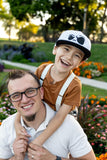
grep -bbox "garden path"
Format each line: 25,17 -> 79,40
2,60 -> 107,90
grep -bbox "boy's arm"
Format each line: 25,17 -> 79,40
14,112 -> 27,136
32,103 -> 73,145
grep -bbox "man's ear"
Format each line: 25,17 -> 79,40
40,87 -> 44,100
52,46 -> 57,55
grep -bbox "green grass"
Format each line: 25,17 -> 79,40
89,43 -> 107,65
82,85 -> 107,98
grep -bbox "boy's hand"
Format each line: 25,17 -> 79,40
16,126 -> 28,137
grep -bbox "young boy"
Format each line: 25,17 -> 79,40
15,30 -> 91,146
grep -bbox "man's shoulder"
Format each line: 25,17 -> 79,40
61,114 -> 84,133
1,113 -> 17,127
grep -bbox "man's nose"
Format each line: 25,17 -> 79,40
21,93 -> 29,102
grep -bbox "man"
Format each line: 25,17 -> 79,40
0,70 -> 96,160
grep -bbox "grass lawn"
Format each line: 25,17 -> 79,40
82,85 -> 107,98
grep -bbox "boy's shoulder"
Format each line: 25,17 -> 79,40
69,70 -> 81,83
35,62 -> 53,77
38,62 -> 53,70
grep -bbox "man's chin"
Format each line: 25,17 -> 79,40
24,114 -> 36,122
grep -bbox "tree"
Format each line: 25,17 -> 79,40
17,23 -> 39,41
99,0 -> 107,42
7,0 -> 107,41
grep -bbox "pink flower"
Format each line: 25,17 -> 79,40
91,143 -> 95,146
97,123 -> 100,126
101,136 -> 106,140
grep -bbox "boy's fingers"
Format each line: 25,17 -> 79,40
29,143 -> 43,152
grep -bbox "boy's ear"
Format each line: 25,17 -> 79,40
52,46 -> 57,55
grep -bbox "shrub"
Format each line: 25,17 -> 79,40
0,94 -> 17,122
0,60 -> 4,72
78,95 -> 107,155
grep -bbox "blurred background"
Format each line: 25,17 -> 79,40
0,0 -> 107,43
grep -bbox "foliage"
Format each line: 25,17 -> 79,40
0,43 -> 35,62
7,0 -> 107,38
96,152 -> 107,160
7,0 -> 32,21
0,60 -> 4,72
17,23 -> 39,41
73,61 -> 104,79
88,95 -> 107,106
0,94 -> 17,122
78,95 -> 107,154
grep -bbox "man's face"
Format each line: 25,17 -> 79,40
8,74 -> 43,121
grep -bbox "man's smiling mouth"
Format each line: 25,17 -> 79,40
22,104 -> 33,109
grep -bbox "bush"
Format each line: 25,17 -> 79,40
0,60 -> 4,72
0,43 -> 34,62
78,95 -> 107,155
0,94 -> 17,122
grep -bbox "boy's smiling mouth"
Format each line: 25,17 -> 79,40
60,58 -> 71,67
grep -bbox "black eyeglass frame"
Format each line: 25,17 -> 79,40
9,86 -> 41,102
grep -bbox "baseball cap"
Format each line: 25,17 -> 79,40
56,30 -> 91,61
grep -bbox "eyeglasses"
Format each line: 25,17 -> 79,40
9,87 -> 41,102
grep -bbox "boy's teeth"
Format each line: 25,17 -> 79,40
61,59 -> 69,65
24,105 -> 32,109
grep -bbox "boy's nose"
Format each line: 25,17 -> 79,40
66,52 -> 73,60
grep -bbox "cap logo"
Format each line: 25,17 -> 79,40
68,34 -> 85,45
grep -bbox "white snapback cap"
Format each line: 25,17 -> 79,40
56,30 -> 91,60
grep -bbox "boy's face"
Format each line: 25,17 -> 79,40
53,44 -> 84,72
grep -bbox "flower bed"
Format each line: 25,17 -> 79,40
0,94 -> 17,122
78,95 -> 107,155
73,61 -> 105,79
96,153 -> 107,160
